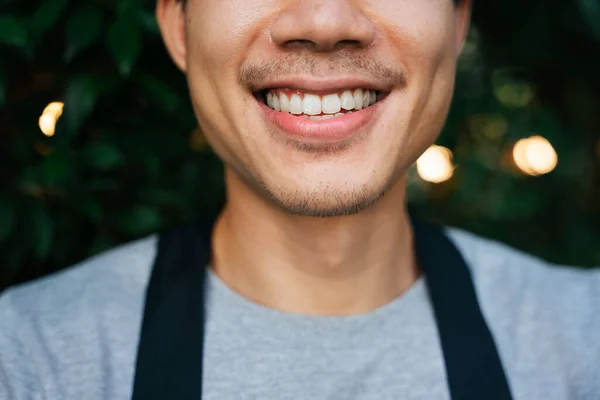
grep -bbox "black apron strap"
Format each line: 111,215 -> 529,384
132,221 -> 213,400
412,218 -> 513,400
132,217 -> 513,400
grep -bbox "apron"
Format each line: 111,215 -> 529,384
131,216 -> 513,400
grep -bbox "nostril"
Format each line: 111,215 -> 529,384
334,40 -> 362,50
270,3 -> 376,52
283,39 -> 317,50
284,39 -> 362,52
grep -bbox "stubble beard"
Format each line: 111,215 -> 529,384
226,157 -> 402,218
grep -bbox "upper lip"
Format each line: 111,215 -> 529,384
251,76 -> 393,94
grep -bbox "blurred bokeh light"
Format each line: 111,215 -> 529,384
38,102 -> 64,137
513,136 -> 558,176
417,145 -> 455,184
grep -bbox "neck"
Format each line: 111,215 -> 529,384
211,169 -> 419,316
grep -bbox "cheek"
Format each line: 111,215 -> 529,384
375,3 -> 457,166
186,0 -> 273,70
372,0 -> 454,32
373,0 -> 457,70
185,0 -> 277,145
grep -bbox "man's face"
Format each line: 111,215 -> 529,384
158,0 -> 471,217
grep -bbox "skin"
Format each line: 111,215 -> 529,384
156,0 -> 471,316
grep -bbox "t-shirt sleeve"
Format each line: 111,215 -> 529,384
447,228 -> 600,399
570,268 -> 600,400
531,265 -> 600,400
0,291 -> 44,400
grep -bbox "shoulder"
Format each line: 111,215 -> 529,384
0,234 -> 157,318
0,235 -> 157,399
446,228 -> 600,399
446,227 -> 600,315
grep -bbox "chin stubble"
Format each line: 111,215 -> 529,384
230,161 -> 396,218
267,182 -> 395,218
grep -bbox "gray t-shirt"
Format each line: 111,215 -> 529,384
0,228 -> 599,399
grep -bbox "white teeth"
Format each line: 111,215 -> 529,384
334,112 -> 345,117
272,94 -> 281,111
321,93 -> 341,114
321,115 -> 335,120
303,94 -> 322,115
341,90 -> 355,110
309,115 -> 323,121
279,94 -> 289,112
289,94 -> 303,114
363,90 -> 370,108
265,88 -> 380,116
353,89 -> 364,110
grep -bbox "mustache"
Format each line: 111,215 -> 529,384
239,52 -> 406,91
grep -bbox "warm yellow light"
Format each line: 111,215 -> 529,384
513,138 -> 536,175
512,136 -> 558,176
525,136 -> 558,175
416,145 -> 454,183
39,113 -> 57,137
42,102 -> 64,118
39,102 -> 64,137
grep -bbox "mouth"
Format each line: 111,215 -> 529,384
253,85 -> 391,145
249,75 -> 395,146
254,88 -> 389,120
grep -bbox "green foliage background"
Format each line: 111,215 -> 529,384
1,0 -> 599,291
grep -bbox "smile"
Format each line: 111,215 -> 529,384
254,82 -> 390,149
257,88 -> 384,120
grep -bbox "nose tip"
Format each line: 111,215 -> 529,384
271,1 -> 375,52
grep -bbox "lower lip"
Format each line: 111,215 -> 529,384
257,98 -> 384,143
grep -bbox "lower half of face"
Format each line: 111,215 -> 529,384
185,1 -> 461,217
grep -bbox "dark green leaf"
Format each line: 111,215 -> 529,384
41,148 -> 75,185
63,74 -> 112,135
118,206 -> 163,235
0,197 -> 16,241
82,142 -> 124,171
82,199 -> 103,223
106,17 -> 142,76
579,0 -> 600,41
133,9 -> 159,34
30,0 -> 68,38
135,74 -> 180,113
117,0 -> 143,15
65,9 -> 104,61
0,15 -> 28,49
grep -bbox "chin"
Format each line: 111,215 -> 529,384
259,178 -> 392,218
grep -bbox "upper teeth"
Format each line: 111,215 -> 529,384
266,89 -> 378,115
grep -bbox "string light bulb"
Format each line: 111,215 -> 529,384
416,145 -> 455,183
512,136 -> 558,176
38,102 -> 64,137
